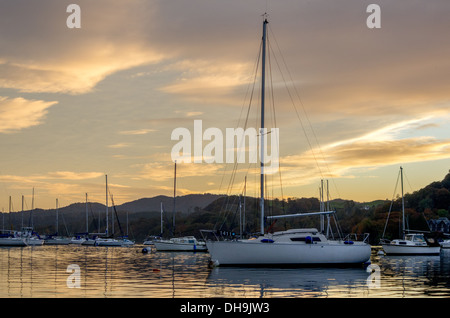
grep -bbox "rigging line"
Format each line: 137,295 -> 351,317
403,169 -> 414,193
382,168 -> 401,239
268,25 -> 342,198
217,39 -> 262,199
214,37 -> 264,231
267,35 -> 286,214
267,29 -> 323,181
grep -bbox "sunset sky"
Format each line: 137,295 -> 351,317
1,0 -> 449,211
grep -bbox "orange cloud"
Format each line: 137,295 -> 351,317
0,96 -> 58,133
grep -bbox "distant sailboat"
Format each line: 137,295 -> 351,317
0,196 -> 27,247
154,161 -> 207,252
381,167 -> 441,255
19,194 -> 44,246
441,240 -> 450,249
44,199 -> 72,245
95,175 -> 135,247
143,201 -> 164,245
0,234 -> 27,246
22,226 -> 44,246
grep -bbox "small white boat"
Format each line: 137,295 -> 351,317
44,236 -> 72,245
0,198 -> 28,247
81,237 -> 98,246
44,199 -> 71,245
0,235 -> 27,247
154,236 -> 207,252
25,237 -> 44,246
70,236 -> 86,245
95,237 -> 135,247
381,167 -> 441,255
381,233 -> 440,255
143,236 -> 162,245
440,240 -> 450,249
19,227 -> 44,246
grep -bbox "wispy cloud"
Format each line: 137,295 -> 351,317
119,129 -> 156,135
46,171 -> 104,180
0,1 -> 166,95
160,59 -> 253,104
278,116 -> 450,185
108,143 -> 132,149
0,96 -> 57,133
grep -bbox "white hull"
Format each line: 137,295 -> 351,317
154,241 -> 207,251
207,240 -> 370,266
382,244 -> 440,255
95,238 -> 135,247
381,233 -> 441,255
0,237 -> 28,246
25,238 -> 44,246
44,237 -> 71,245
154,236 -> 207,252
440,240 -> 450,249
70,238 -> 86,245
81,239 -> 97,246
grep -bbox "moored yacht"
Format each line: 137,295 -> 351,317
203,16 -> 371,267
381,167 -> 441,255
381,233 -> 440,255
205,223 -> 370,266
0,233 -> 27,246
21,227 -> 44,246
154,236 -> 207,252
441,240 -> 450,249
95,237 -> 135,247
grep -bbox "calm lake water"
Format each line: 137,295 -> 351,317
1,245 -> 449,298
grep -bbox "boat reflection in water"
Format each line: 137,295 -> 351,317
206,266 -> 372,297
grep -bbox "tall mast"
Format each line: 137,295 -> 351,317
31,187 -> 34,228
173,160 -> 177,236
401,166 -> 405,236
86,193 -> 88,233
9,196 -> 11,230
320,180 -> 324,233
260,15 -> 268,235
160,201 -> 164,236
244,176 -> 247,236
105,174 -> 108,236
21,195 -> 24,229
56,198 -> 59,235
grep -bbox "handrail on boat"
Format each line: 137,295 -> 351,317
343,233 -> 370,243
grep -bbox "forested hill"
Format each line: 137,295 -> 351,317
3,173 -> 449,244
351,171 -> 450,243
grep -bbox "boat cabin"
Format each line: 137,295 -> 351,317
391,233 -> 428,246
268,228 -> 328,243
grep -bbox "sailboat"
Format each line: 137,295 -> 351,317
441,240 -> 450,249
95,175 -> 135,247
70,193 -> 90,245
44,199 -> 72,245
81,192 -> 104,246
154,161 -> 207,252
19,194 -> 44,246
143,201 -> 164,245
0,233 -> 27,246
381,167 -> 441,255
21,226 -> 44,246
0,196 -> 28,246
204,15 -> 371,266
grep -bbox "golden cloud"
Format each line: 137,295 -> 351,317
0,1 -> 166,94
0,96 -> 58,133
159,59 -> 254,104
